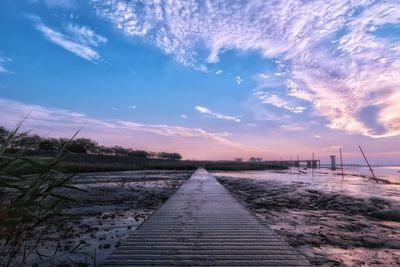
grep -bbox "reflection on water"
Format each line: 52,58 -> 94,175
213,166 -> 400,204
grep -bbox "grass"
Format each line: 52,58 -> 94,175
0,122 -> 83,266
50,153 -> 288,173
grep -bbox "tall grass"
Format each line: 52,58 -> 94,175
0,122 -> 82,266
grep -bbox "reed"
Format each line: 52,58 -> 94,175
0,122 -> 82,266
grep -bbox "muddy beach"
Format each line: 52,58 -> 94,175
25,170 -> 193,266
216,174 -> 400,266
7,167 -> 400,266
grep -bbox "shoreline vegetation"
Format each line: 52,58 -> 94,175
0,125 -> 287,173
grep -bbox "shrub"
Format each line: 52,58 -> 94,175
158,152 -> 182,161
127,150 -> 149,158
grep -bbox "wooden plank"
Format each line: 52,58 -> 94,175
103,168 -> 311,266
111,250 -> 300,255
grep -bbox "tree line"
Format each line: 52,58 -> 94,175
0,126 -> 182,160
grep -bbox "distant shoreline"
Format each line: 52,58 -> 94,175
22,152 -> 289,173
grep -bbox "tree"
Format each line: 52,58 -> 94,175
28,134 -> 42,150
38,140 -> 56,151
112,145 -> 128,156
73,138 -> 98,154
13,132 -> 30,149
127,150 -> 149,158
6,130 -> 31,149
65,143 -> 86,154
0,125 -> 185,162
0,127 -> 9,145
18,134 -> 42,150
97,145 -> 113,155
158,152 -> 182,161
147,152 -> 158,158
249,157 -> 263,162
169,153 -> 182,160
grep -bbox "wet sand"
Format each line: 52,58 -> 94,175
27,170 -> 193,266
217,176 -> 400,266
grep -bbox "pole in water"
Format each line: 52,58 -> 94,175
297,155 -> 300,174
339,148 -> 344,180
312,152 -> 314,178
358,145 -> 378,183
290,156 -> 292,175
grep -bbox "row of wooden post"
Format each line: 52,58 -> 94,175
292,145 -> 377,183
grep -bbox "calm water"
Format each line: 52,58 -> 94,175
213,166 -> 400,204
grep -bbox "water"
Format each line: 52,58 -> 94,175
213,166 -> 400,204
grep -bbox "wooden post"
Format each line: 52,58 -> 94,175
297,155 -> 300,173
339,148 -> 344,180
358,145 -> 378,183
290,156 -> 292,175
312,152 -> 314,177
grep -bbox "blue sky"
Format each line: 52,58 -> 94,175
1,0 -> 399,163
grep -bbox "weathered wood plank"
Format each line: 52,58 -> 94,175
103,168 -> 310,266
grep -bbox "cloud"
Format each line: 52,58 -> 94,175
195,105 -> 241,122
131,105 -> 136,109
180,114 -> 188,118
280,124 -> 308,132
254,91 -> 306,114
215,70 -> 223,75
243,94 -> 291,123
236,75 -> 243,85
286,80 -> 314,102
66,24 -> 107,47
195,106 -> 209,113
91,0 -> 400,138
0,54 -> 12,74
0,98 -> 241,149
322,146 -> 342,152
33,17 -> 106,61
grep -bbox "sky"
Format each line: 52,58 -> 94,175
0,0 -> 399,164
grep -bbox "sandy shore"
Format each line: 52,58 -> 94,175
26,170 -> 193,266
217,176 -> 400,266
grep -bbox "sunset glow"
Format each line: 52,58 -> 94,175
1,0 -> 399,163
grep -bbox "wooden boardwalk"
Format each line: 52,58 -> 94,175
103,168 -> 311,266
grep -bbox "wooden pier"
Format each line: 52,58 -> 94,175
269,160 -> 320,169
103,168 -> 311,266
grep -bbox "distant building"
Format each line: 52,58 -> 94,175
249,157 -> 263,163
330,155 -> 336,170
235,158 -> 243,162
